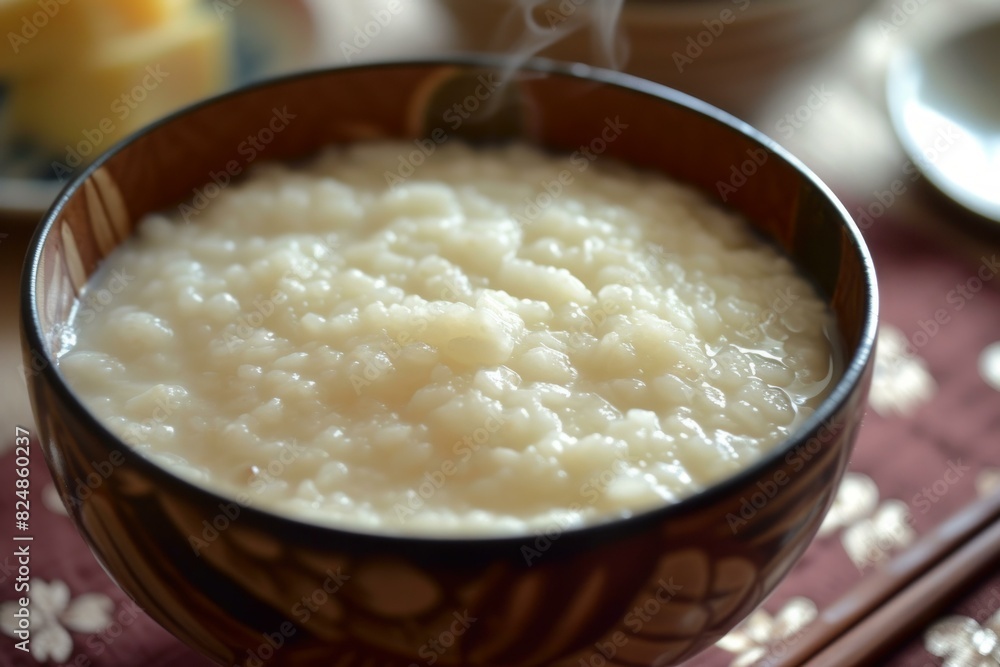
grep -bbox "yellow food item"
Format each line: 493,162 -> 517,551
8,7 -> 229,155
95,0 -> 199,29
0,0 -> 197,73
0,0 -> 95,74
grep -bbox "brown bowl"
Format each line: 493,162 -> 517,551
21,58 -> 877,666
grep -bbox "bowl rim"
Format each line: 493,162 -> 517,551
21,55 -> 878,549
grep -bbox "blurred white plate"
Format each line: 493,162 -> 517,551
886,14 -> 1000,222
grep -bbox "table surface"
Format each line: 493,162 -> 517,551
2,1 -> 1000,666
1,216 -> 36,439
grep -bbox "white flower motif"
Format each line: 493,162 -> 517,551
841,499 -> 915,571
716,597 -> 817,667
815,472 -> 915,570
979,341 -> 1000,392
818,473 -> 879,537
43,484 -> 70,517
1,579 -> 114,663
925,610 -> 1000,666
977,469 -> 1000,499
869,325 -> 936,417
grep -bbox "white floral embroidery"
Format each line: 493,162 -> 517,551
1,579 -> 114,663
716,597 -> 817,666
979,341 -> 1000,392
869,325 -> 936,417
816,472 -> 915,570
925,609 -> 1000,666
841,499 -> 916,571
818,473 -> 879,536
977,469 -> 1000,499
43,484 -> 70,517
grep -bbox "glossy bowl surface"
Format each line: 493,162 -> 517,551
22,58 -> 877,667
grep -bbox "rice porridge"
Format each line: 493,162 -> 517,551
59,142 -> 837,535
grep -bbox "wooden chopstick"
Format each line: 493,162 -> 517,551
806,512 -> 1000,665
768,487 -> 1000,666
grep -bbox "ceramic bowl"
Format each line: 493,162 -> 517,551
438,0 -> 875,118
21,58 -> 877,666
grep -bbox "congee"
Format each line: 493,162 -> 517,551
58,142 -> 838,535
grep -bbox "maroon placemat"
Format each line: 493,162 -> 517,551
687,212 -> 1000,666
2,211 -> 998,667
883,569 -> 1000,666
0,438 -> 213,667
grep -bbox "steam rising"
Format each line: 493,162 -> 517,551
498,0 -> 628,76
461,0 -> 627,122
